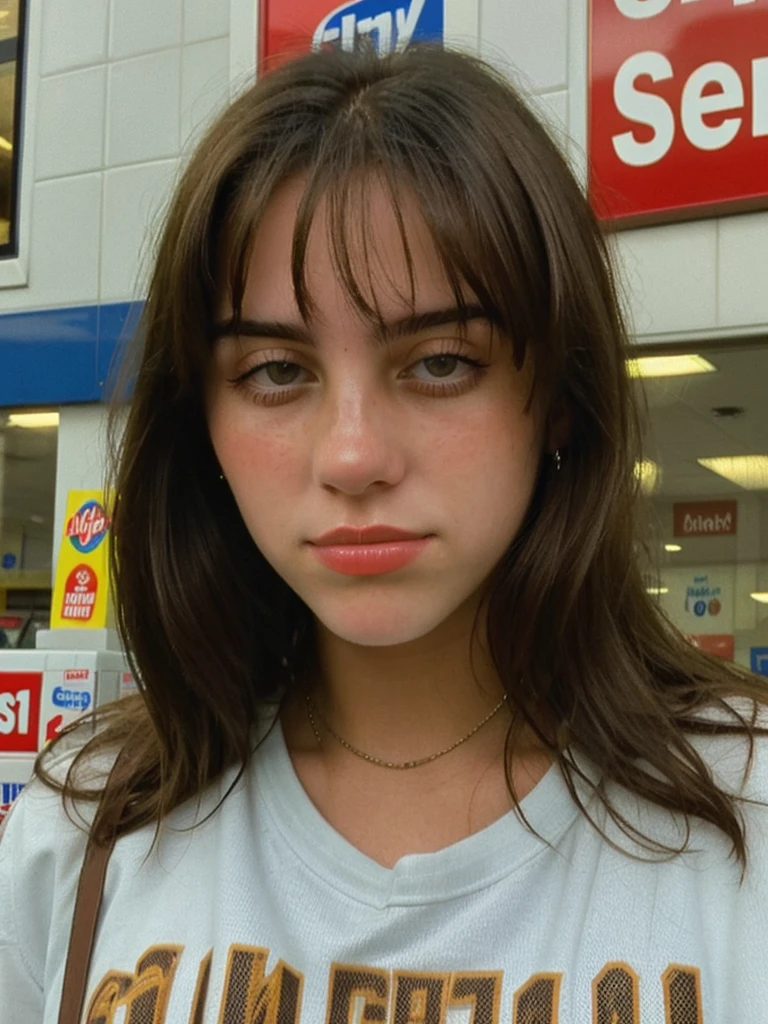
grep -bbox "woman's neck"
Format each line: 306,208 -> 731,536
298,599 -> 512,766
278,602 -> 553,868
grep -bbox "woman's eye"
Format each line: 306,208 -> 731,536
409,353 -> 480,383
237,360 -> 308,389
227,358 -> 312,406
259,361 -> 304,386
420,354 -> 462,379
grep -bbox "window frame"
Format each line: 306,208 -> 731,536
0,0 -> 37,288
0,0 -> 27,260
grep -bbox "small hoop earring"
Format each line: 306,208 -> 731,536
554,449 -> 562,472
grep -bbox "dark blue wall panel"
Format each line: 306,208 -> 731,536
0,301 -> 142,407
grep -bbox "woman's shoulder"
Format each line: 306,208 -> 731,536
599,698 -> 768,867
682,700 -> 768,867
0,721 -> 118,879
0,728 -> 111,997
687,697 -> 768,800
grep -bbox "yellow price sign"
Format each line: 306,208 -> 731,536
51,491 -> 113,630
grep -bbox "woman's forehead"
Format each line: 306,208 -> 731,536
236,175 -> 465,324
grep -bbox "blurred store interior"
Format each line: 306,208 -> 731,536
636,341 -> 768,674
0,407 -> 56,648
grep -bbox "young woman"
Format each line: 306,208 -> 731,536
1,44 -> 767,1024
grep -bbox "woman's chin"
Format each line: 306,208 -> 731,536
311,598 -> 450,650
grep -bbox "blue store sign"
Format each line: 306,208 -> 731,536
751,648 -> 768,678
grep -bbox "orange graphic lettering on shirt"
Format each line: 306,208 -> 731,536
448,972 -> 503,1023
512,972 -> 562,1024
662,965 -> 703,1024
82,946 -> 709,1023
593,962 -> 640,1024
325,964 -> 390,1024
392,971 -> 450,1023
218,945 -> 303,1024
84,945 -> 181,1024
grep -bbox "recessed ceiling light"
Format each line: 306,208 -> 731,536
664,544 -> 682,552
646,586 -> 669,595
627,354 -> 716,378
8,411 -> 59,429
751,593 -> 768,605
697,455 -> 768,490
634,459 -> 659,494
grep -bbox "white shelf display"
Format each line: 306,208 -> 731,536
0,646 -> 133,824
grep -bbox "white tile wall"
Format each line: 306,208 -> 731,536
7,0 -> 237,316
35,67 -> 106,180
184,0 -> 231,45
2,174 -> 102,312
101,160 -> 179,301
181,36 -> 231,152
39,0 -> 109,77
479,0 -> 568,92
109,0 -> 183,61
718,212 -> 768,329
106,49 -> 182,167
533,90 -> 569,148
616,221 -> 719,337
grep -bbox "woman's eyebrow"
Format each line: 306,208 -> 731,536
212,318 -> 314,345
212,304 -> 491,347
378,304 -> 491,342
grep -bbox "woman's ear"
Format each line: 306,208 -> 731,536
547,401 -> 572,454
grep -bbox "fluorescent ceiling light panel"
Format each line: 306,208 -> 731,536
664,544 -> 682,552
750,592 -> 768,605
626,354 -> 717,378
697,455 -> 768,490
8,412 -> 60,429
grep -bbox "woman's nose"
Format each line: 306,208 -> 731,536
311,386 -> 406,497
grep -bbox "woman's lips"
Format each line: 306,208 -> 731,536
308,526 -> 432,576
312,525 -> 426,546
309,538 -> 432,576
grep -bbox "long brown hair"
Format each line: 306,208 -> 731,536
37,44 -> 766,863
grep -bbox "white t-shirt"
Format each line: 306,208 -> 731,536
1,716 -> 766,1023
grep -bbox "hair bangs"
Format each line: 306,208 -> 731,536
214,93 -> 549,377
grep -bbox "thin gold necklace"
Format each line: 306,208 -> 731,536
304,692 -> 509,770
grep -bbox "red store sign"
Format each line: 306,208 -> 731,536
673,499 -> 738,536
589,0 -> 768,224
689,633 -> 735,660
0,671 -> 42,755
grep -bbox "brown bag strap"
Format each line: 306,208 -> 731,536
58,753 -> 130,1024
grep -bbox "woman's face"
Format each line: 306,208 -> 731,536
207,177 -> 543,648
